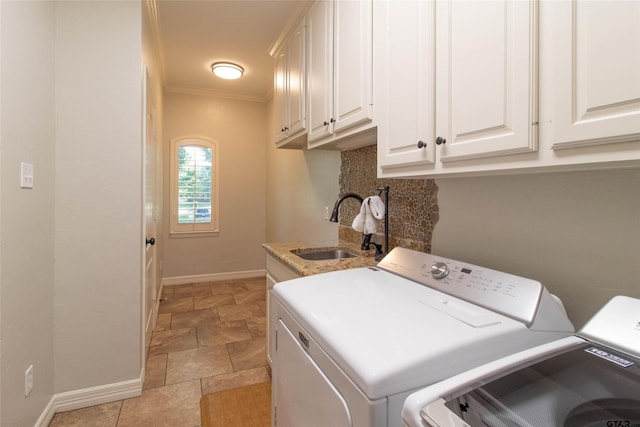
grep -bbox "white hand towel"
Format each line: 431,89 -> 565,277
351,199 -> 367,232
368,195 -> 385,220
352,196 -> 385,234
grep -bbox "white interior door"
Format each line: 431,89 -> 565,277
143,67 -> 158,350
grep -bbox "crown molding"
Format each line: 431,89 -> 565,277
144,0 -> 167,85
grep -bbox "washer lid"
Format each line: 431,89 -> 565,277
273,267 -> 568,399
442,342 -> 640,426
579,295 -> 640,358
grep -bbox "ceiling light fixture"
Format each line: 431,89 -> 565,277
211,62 -> 244,80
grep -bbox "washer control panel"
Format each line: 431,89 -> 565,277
378,247 -> 543,326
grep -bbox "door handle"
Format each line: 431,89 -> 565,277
146,237 -> 155,246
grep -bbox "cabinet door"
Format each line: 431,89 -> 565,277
307,0 -> 333,143
551,1 -> 640,149
436,0 -> 538,162
376,0 -> 436,175
333,0 -> 373,134
287,22 -> 306,137
273,51 -> 287,144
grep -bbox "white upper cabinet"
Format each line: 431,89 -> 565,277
377,0 -> 538,178
550,0 -> 640,150
435,0 -> 538,163
273,51 -> 287,144
273,22 -> 306,148
307,0 -> 374,150
306,0 -> 333,144
332,0 -> 373,134
377,0 -> 640,178
375,0 -> 436,174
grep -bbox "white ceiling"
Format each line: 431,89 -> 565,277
154,0 -> 308,102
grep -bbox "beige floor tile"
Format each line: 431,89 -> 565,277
256,299 -> 267,314
197,320 -> 252,347
233,289 -> 266,305
117,380 -> 201,427
161,287 -> 174,299
227,337 -> 267,371
242,277 -> 266,291
154,313 -> 172,331
217,303 -> 264,322
210,281 -> 248,295
143,353 -> 167,390
245,316 -> 266,338
49,401 -> 122,427
171,307 -> 219,329
149,327 -> 198,356
194,293 -> 235,310
192,282 -> 214,297
201,367 -> 271,395
171,284 -> 195,297
169,283 -> 213,298
158,296 -> 194,314
165,345 -> 233,385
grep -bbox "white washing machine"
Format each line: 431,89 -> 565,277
271,247 -> 575,427
402,295 -> 640,427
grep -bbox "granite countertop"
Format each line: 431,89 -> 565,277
263,240 -> 378,277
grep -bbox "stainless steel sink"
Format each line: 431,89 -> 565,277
291,248 -> 359,261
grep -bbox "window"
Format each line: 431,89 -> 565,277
170,137 -> 219,236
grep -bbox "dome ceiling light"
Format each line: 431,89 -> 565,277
211,62 -> 244,80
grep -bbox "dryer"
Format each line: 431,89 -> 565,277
271,247 -> 575,427
402,295 -> 640,427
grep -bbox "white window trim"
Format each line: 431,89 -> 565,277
170,136 -> 220,237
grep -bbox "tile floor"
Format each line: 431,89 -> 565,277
49,277 -> 270,427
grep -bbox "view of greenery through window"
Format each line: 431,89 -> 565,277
178,145 -> 212,224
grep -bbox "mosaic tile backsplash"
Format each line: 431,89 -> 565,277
338,145 -> 439,253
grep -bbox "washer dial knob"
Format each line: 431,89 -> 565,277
430,262 -> 449,279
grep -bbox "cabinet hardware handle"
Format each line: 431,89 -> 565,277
417,140 -> 427,149
330,118 -> 335,123
323,121 -> 329,126
146,237 -> 155,246
436,136 -> 447,145
284,126 -> 289,131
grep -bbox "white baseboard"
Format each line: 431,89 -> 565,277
162,269 -> 266,286
34,397 -> 56,427
35,377 -> 143,426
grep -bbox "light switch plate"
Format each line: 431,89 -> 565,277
20,162 -> 34,188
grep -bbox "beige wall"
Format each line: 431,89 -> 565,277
432,169 -> 640,329
0,1 -> 56,424
1,1 -> 143,424
162,92 -> 267,280
265,99 -> 341,244
54,1 -> 143,393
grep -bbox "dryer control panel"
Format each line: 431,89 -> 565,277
378,247 -> 547,327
